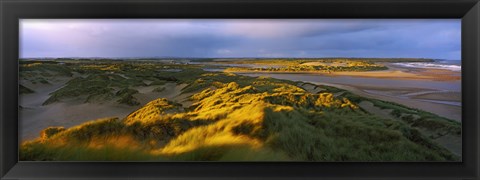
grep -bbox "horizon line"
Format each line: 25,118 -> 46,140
19,57 -> 459,60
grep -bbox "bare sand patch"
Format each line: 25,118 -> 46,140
328,70 -> 433,80
333,63 -> 461,81
358,101 -> 395,120
143,80 -> 153,85
350,85 -> 430,96
173,92 -> 194,108
410,91 -> 461,102
297,82 -> 325,94
233,70 -> 445,81
20,77 -> 73,108
20,101 -> 139,142
239,72 -> 461,121
311,82 -> 461,122
20,82 -> 190,142
133,83 -> 188,102
330,83 -> 461,104
434,134 -> 462,156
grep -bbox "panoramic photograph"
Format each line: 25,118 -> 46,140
19,19 -> 461,161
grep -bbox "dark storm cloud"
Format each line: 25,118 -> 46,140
20,19 -> 461,60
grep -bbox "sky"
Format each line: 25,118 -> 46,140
20,19 -> 461,60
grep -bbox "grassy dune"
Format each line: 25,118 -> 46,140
205,58 -> 434,73
20,63 -> 460,161
224,61 -> 388,73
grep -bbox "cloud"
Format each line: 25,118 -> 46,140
20,19 -> 461,60
216,49 -> 232,55
221,19 -> 379,39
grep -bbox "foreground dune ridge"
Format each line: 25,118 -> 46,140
21,79 -> 459,161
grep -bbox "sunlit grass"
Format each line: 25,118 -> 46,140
20,63 -> 460,161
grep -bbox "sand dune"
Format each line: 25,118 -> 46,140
20,81 -> 189,142
20,102 -> 138,142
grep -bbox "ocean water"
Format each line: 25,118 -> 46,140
393,60 -> 461,72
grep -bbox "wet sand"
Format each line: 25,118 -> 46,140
228,69 -> 460,81
358,64 -> 461,83
240,73 -> 461,122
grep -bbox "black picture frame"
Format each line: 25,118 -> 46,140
1,0 -> 479,179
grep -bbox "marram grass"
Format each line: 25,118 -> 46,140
20,70 -> 460,161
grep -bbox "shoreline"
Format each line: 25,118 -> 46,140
311,82 -> 461,122
227,69 -> 460,81
238,73 -> 461,122
223,62 -> 461,81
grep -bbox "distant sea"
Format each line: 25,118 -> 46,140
393,60 -> 461,72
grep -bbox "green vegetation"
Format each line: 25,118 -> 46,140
224,60 -> 389,73
342,92 -> 461,139
19,59 -> 460,161
116,88 -> 140,106
43,74 -> 119,105
190,57 -> 434,63
19,61 -> 73,87
21,68 -> 459,161
20,61 -> 73,77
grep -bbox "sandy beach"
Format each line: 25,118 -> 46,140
327,69 -> 460,81
225,63 -> 461,81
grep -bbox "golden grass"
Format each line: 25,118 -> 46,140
20,75 -> 458,161
125,98 -> 182,124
